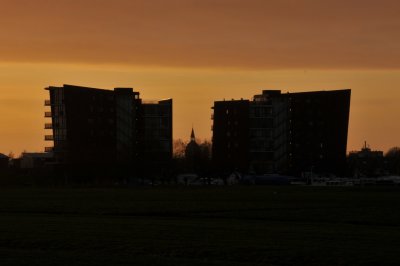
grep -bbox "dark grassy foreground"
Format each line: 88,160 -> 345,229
0,186 -> 399,266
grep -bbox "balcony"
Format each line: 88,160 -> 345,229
44,112 -> 52,117
45,147 -> 54,152
44,135 -> 54,141
44,100 -> 51,106
44,123 -> 53,129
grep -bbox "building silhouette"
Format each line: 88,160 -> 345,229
45,84 -> 172,180
184,128 -> 202,173
348,142 -> 385,177
20,152 -> 53,169
0,153 -> 9,169
212,89 -> 351,176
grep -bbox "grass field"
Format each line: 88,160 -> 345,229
0,186 -> 399,265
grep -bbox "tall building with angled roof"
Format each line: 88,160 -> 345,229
212,89 -> 351,176
44,84 -> 172,179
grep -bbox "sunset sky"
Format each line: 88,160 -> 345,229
1,0 -> 400,155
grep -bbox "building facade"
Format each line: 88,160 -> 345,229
0,153 -> 9,169
348,142 -> 385,177
212,89 -> 351,176
45,84 -> 172,179
140,99 -> 173,176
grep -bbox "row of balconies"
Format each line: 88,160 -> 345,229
45,135 -> 54,141
45,100 -> 53,153
44,99 -> 63,106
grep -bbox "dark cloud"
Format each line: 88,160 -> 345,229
0,0 -> 399,68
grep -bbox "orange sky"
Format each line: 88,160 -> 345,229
0,0 -> 400,155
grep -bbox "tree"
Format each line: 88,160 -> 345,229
385,147 -> 400,175
8,152 -> 14,159
173,139 -> 188,159
171,138 -> 213,181
199,140 -> 212,160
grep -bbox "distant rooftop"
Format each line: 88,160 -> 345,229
45,84 -> 136,93
215,89 -> 351,102
21,152 -> 53,158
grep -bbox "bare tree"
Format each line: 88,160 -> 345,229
386,147 -> 400,175
173,139 -> 188,159
7,152 -> 14,159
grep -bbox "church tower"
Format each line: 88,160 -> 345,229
185,127 -> 201,172
190,127 -> 196,142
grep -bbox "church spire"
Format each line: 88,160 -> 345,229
190,127 -> 196,142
